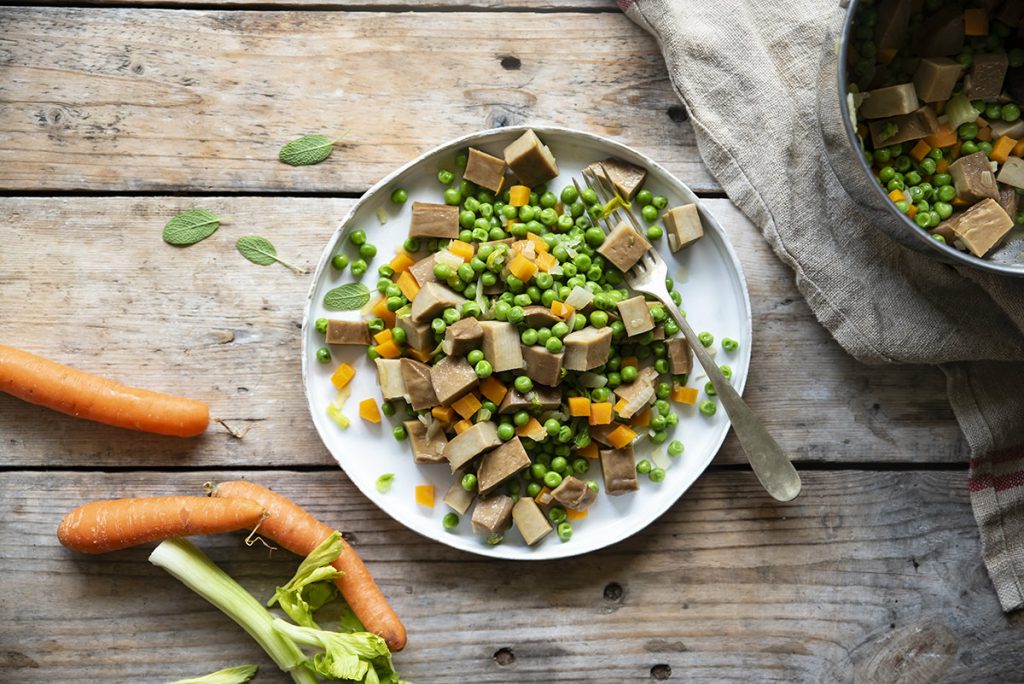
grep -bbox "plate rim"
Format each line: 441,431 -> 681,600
301,125 -> 753,560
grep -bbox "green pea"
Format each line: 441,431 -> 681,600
560,186 -> 579,205
379,401 -> 395,418
526,482 -> 542,497
531,463 -> 548,480
331,254 -> 349,271
651,195 -> 668,210
541,418 -> 559,437
649,467 -> 666,483
721,337 -> 739,352
461,473 -> 477,491
639,204 -> 658,222
442,512 -> 459,530
720,365 -> 733,380
392,424 -> 407,441
349,230 -> 367,246
385,296 -> 403,312
985,103 -> 1002,121
514,376 -> 533,394
668,440 -> 684,457
610,321 -> 626,339
368,318 -> 385,334
474,360 -> 493,378
540,191 -> 558,208
431,319 -> 446,335
486,533 -> 504,545
388,327 -> 406,346
390,188 -> 408,204
698,331 -> 714,347
618,365 -> 638,383
699,399 -> 717,416
366,346 -> 380,360
584,227 -> 606,247
520,328 -> 538,346
437,169 -> 454,185
545,337 -> 563,352
313,318 -> 328,336
548,506 -> 567,524
443,187 -> 462,205
556,522 -> 573,542
543,471 -> 563,488
514,410 -> 530,427
497,422 -> 515,442
462,301 -> 481,318
315,347 -> 331,364
647,225 -> 664,240
635,189 -> 652,206
650,430 -> 668,444
937,185 -> 957,202
636,459 -> 653,474
960,140 -> 980,155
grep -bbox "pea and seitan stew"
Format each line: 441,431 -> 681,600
848,0 -> 1024,257
317,129 -> 738,547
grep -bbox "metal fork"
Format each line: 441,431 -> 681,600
582,166 -> 801,502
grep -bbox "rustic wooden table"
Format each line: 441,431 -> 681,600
1,3 -> 1021,682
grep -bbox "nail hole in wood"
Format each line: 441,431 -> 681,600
651,664 -> 672,680
499,56 -> 521,70
666,105 -> 687,123
603,582 -> 624,602
493,647 -> 515,666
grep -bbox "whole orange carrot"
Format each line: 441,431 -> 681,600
209,480 -> 407,652
58,496 -> 266,554
0,344 -> 209,437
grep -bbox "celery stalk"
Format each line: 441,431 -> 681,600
169,664 -> 258,684
149,539 -> 316,684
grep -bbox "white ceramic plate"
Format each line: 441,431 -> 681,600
302,126 -> 751,560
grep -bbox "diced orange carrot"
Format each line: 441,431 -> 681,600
576,442 -> 599,459
396,270 -> 420,300
568,396 -> 591,417
909,139 -> 931,162
432,406 -> 454,425
936,157 -> 950,173
534,486 -> 551,504
990,135 -> 1018,164
371,297 -> 396,327
508,253 -> 538,281
509,185 -> 531,207
448,240 -> 475,261
375,340 -> 401,359
535,251 -> 557,272
510,240 -> 527,254
936,100 -> 947,116
452,393 -> 482,420
613,398 -> 628,415
479,377 -> 508,405
1014,140 -> 1024,158
888,189 -> 905,203
373,329 -> 393,345
408,347 -> 433,363
516,416 -> 544,439
389,251 -> 415,274
877,47 -> 897,64
906,204 -> 918,219
550,300 -> 575,319
951,142 -> 961,159
671,386 -> 698,405
630,407 -> 651,428
964,7 -> 988,36
566,508 -> 589,521
527,232 -> 550,253
330,363 -> 356,390
415,485 -> 434,508
977,125 -> 993,142
453,419 -> 473,435
620,356 -> 638,370
589,402 -> 613,425
607,424 -> 637,449
952,196 -> 972,207
359,398 -> 381,423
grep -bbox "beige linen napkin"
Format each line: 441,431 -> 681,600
620,0 -> 1024,611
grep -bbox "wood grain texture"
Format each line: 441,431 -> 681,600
26,0 -> 616,7
0,7 -> 712,193
0,196 -> 965,466
0,469 -> 1019,682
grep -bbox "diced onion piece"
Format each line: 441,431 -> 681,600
434,249 -> 463,271
564,285 -> 594,311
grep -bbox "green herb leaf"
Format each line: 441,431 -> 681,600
267,531 -> 344,629
163,209 -> 222,246
279,134 -> 339,166
324,283 -> 371,311
236,235 -> 306,273
375,473 -> 395,493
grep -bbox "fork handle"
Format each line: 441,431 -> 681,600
662,299 -> 802,502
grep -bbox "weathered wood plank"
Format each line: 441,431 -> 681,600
0,469 -> 1017,682
0,7 -> 712,193
0,196 -> 965,467
27,0 -> 615,8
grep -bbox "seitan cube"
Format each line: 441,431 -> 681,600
613,376 -> 655,420
430,355 -> 478,405
550,475 -> 597,511
868,106 -> 940,147
597,221 -> 651,272
397,312 -> 433,351
600,445 -> 639,495
441,317 -> 484,357
498,385 -> 561,414
913,58 -> 963,102
998,186 -> 1019,221
966,53 -> 1009,101
374,359 -> 407,401
410,202 -> 460,239
463,147 -> 507,193
405,419 -> 447,464
512,497 -> 552,545
859,83 -> 919,119
522,305 -> 561,328
410,281 -> 466,323
503,129 -> 558,187
996,156 -> 1024,190
562,326 -> 613,371
585,157 -> 648,200
477,437 -> 531,495
617,296 -> 655,337
479,321 -> 525,372
665,338 -> 692,375
663,204 -> 704,252
443,421 -> 501,471
408,253 -> 439,287
522,345 -> 564,387
950,198 -> 1014,257
950,152 -> 1000,203
875,0 -> 911,55
400,358 -> 439,410
443,479 -> 475,515
913,7 -> 964,57
471,494 -> 514,535
989,118 -> 1024,140
325,319 -> 371,345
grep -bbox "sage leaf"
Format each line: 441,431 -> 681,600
324,283 -> 370,311
163,209 -> 222,246
278,134 -> 337,166
236,235 -> 306,273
